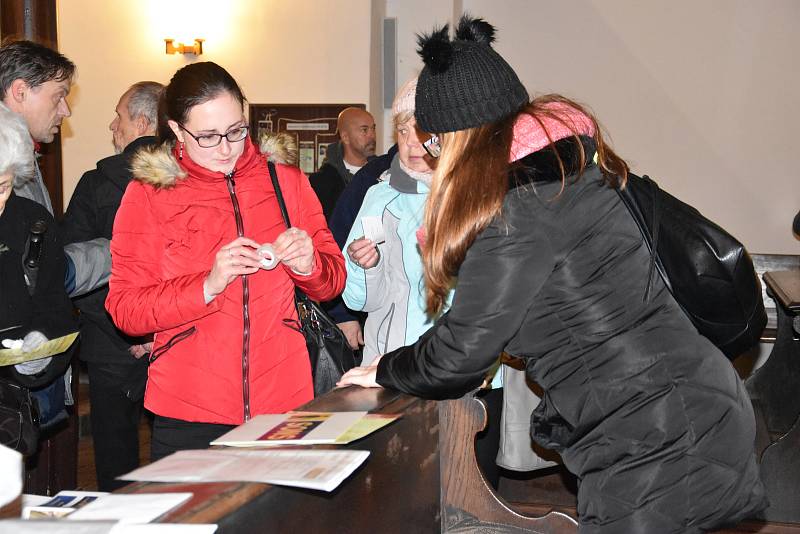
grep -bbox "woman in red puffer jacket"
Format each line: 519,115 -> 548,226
106,62 -> 345,459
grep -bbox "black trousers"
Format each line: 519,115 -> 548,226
87,359 -> 146,491
151,415 -> 235,462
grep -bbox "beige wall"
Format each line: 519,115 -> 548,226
52,0 -> 799,253
381,0 -> 455,146
57,0 -> 372,202
462,0 -> 799,254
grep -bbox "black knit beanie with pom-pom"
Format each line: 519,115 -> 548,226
415,15 -> 529,133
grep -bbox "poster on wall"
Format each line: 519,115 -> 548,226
317,143 -> 331,165
249,104 -> 365,172
299,142 -> 315,174
257,109 -> 278,139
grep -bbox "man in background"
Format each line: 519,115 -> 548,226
0,39 -> 109,296
0,39 -> 85,435
61,81 -> 163,490
0,40 -> 72,212
309,107 -> 376,220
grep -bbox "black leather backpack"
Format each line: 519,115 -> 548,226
617,173 -> 767,360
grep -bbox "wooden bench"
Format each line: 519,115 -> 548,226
750,253 -> 800,342
743,264 -> 800,524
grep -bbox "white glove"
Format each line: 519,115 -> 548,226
21,331 -> 48,353
1,338 -> 23,350
14,357 -> 51,375
14,331 -> 51,375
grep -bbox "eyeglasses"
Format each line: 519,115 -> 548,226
422,134 -> 441,158
178,123 -> 249,148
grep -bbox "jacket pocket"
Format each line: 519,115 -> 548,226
148,326 -> 196,364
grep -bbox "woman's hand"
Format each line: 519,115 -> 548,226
204,237 -> 262,299
338,320 -> 364,350
347,237 -> 379,270
273,227 -> 316,275
337,356 -> 383,388
129,343 -> 152,359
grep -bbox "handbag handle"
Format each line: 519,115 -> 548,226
267,160 -> 292,230
266,160 -> 313,303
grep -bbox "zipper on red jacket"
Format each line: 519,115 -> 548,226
225,170 -> 251,422
148,326 -> 196,364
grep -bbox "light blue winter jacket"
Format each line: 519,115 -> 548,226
342,155 -> 451,365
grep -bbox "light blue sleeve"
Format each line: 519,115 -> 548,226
341,184 -> 391,312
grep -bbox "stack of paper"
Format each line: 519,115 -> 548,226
67,493 -> 193,524
120,449 -> 370,492
22,491 -> 108,519
21,491 -> 193,524
0,520 -> 217,533
210,411 -> 398,447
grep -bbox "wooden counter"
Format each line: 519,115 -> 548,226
121,386 -> 575,533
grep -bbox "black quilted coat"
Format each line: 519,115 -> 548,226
376,138 -> 767,533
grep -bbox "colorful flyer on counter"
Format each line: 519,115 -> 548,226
211,411 -> 399,447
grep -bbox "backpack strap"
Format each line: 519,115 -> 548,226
643,175 -> 662,301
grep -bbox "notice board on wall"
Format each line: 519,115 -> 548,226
249,104 -> 365,174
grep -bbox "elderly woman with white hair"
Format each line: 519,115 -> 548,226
341,77 -> 442,365
0,103 -> 76,450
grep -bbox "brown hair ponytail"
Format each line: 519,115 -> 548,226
422,114 -> 515,315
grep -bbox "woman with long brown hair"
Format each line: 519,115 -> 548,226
339,16 -> 766,533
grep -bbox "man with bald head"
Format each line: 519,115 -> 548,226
309,107 -> 376,220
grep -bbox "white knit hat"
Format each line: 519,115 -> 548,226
392,77 -> 418,116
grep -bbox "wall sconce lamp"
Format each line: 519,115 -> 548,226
164,38 -> 204,55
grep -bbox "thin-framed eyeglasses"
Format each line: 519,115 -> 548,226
178,123 -> 249,148
422,134 -> 441,158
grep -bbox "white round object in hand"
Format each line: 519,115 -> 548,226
257,243 -> 279,270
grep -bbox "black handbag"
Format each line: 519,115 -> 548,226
0,377 -> 40,455
617,173 -> 767,360
267,161 -> 358,396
